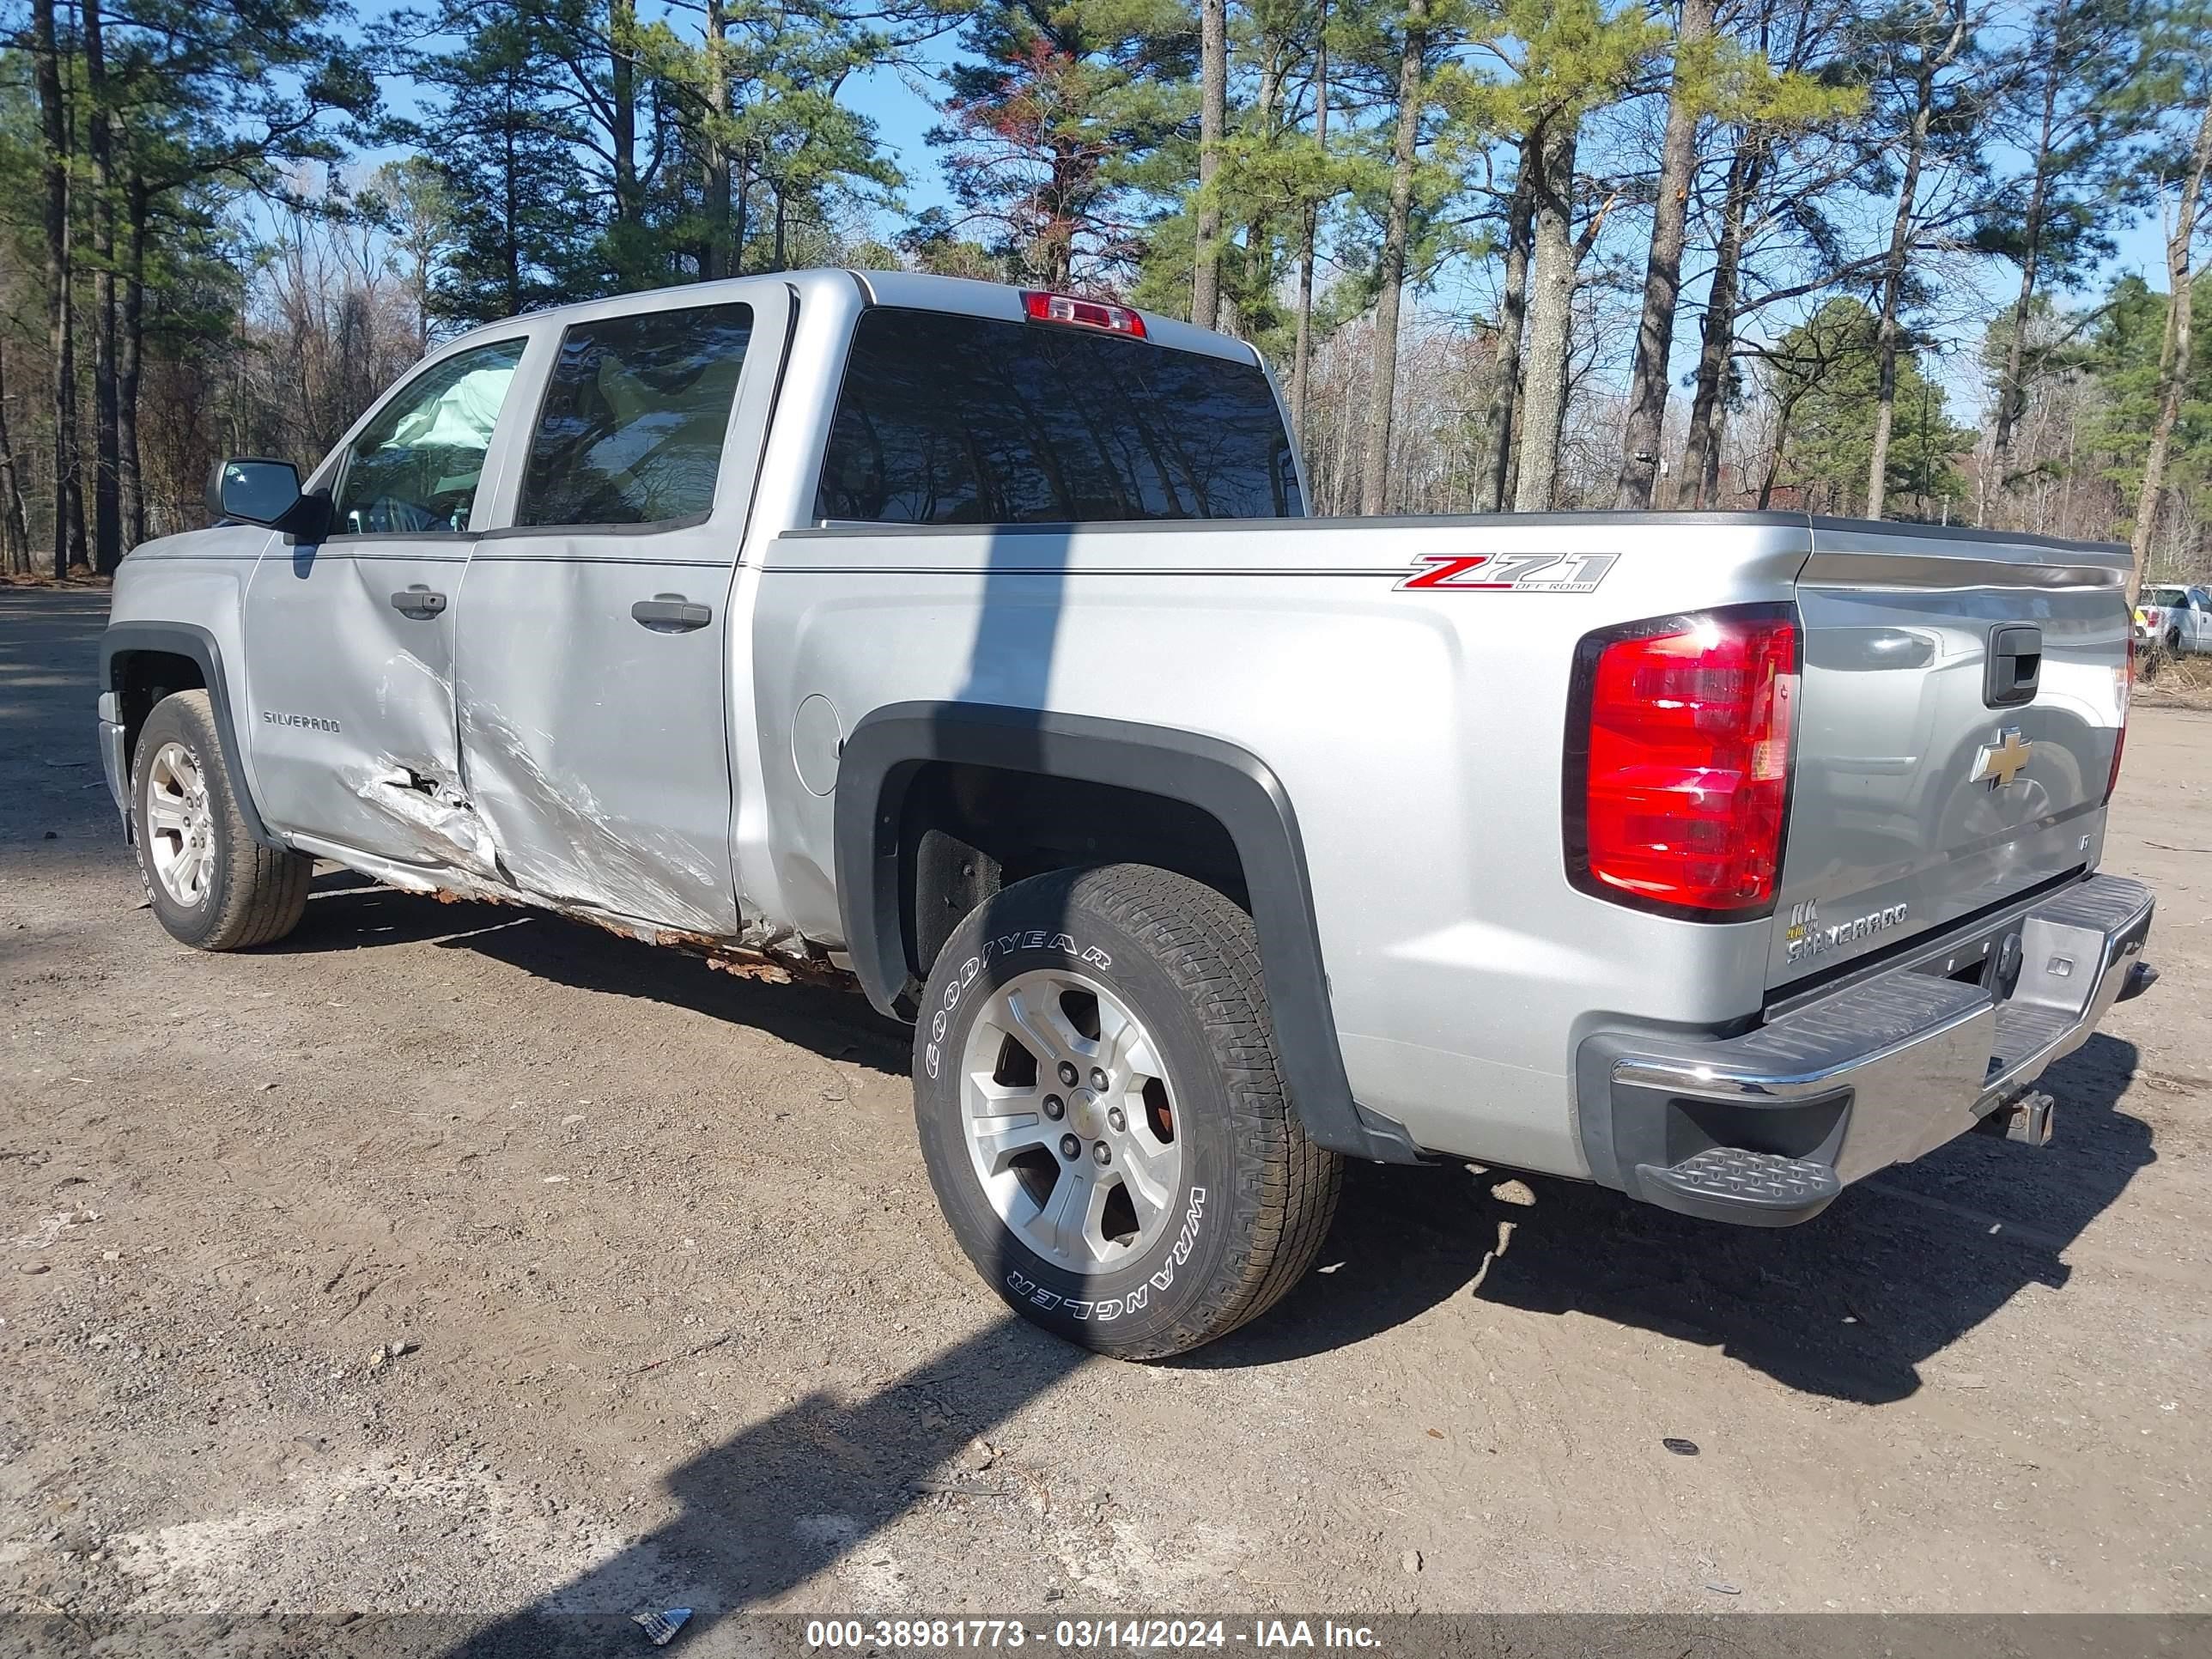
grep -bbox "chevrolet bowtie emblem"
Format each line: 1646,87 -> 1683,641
1972,728 -> 2035,788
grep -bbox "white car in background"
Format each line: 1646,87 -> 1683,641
2136,585 -> 2212,655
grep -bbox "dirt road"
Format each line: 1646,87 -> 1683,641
4,586 -> 2209,1638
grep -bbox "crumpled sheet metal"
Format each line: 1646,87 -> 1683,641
351,766 -> 501,880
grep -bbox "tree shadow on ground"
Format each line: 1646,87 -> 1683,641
427,1040 -> 2154,1655
437,1316 -> 1084,1656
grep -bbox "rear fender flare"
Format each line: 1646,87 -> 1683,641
833,702 -> 1420,1164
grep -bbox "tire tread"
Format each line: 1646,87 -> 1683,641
935,863 -> 1340,1359
133,690 -> 311,951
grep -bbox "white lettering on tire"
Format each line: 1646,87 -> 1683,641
1003,1187 -> 1206,1322
923,933 -> 1111,1081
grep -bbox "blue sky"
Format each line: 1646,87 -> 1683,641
356,2 -> 2179,288
843,49 -> 962,222
350,2 -> 2183,410
830,31 -> 2179,319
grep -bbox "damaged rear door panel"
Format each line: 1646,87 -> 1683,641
451,288 -> 789,933
240,335 -> 534,871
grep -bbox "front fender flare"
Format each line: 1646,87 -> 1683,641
834,702 -> 1420,1164
100,621 -> 279,848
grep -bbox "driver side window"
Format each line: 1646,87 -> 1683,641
331,338 -> 527,537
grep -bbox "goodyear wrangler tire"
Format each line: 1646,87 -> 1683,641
913,864 -> 1340,1359
131,690 -> 311,951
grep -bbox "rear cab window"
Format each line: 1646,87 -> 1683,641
814,307 -> 1303,526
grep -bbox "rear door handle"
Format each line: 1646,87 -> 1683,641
390,586 -> 447,619
632,594 -> 713,633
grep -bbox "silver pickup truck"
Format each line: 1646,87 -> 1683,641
97,270 -> 2158,1358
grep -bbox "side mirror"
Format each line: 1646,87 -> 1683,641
207,457 -> 307,529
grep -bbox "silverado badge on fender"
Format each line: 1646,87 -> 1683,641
1972,728 -> 2034,789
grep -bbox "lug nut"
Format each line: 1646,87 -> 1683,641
1043,1095 -> 1065,1121
1058,1061 -> 1079,1087
1091,1141 -> 1111,1166
1107,1106 -> 1127,1133
1089,1066 -> 1108,1091
1060,1133 -> 1081,1159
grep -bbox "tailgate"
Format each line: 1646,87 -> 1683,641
1772,523 -> 2131,989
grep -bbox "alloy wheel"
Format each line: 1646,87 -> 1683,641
958,968 -> 1183,1274
144,741 -> 215,907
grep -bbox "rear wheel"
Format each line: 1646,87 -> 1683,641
913,864 -> 1340,1359
131,690 -> 311,950
2168,625 -> 2185,656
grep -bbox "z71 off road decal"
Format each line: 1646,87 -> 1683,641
1395,551 -> 1619,592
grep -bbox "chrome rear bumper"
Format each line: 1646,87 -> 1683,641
1577,873 -> 2155,1225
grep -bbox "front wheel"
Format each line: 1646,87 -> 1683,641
131,690 -> 312,950
913,864 -> 1340,1359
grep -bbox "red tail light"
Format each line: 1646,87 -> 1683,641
2107,630 -> 2133,801
1565,605 -> 1799,919
1021,290 -> 1147,337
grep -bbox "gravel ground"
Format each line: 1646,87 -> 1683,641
3,585 -> 2209,1641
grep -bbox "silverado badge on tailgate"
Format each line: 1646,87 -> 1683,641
1785,898 -> 1911,964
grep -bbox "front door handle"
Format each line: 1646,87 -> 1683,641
390,586 -> 447,619
632,594 -> 713,634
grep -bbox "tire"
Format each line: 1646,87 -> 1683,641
912,863 -> 1340,1359
2167,627 -> 2185,657
131,690 -> 311,951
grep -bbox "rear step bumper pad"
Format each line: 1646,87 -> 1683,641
1575,873 -> 2154,1226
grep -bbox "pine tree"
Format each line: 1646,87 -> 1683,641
930,0 -> 1196,290
1766,295 -> 1971,517
402,10 -> 599,323
1614,0 -> 1717,508
1979,0 -> 2156,523
1856,0 -> 1982,519
1447,0 -> 1663,512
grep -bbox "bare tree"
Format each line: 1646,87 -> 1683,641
2132,92 -> 2212,592
1616,0 -> 1717,507
1865,0 -> 1972,520
1359,0 -> 1430,514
